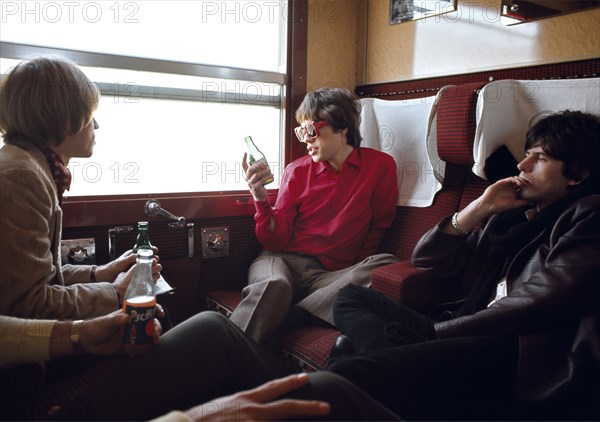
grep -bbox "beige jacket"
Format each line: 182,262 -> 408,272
0,315 -> 55,367
0,143 -> 117,319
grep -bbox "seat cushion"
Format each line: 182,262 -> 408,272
281,325 -> 339,372
205,290 -> 242,317
206,289 -> 339,372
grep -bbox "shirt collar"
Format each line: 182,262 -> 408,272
38,146 -> 72,204
315,147 -> 360,175
524,206 -> 538,220
346,148 -> 361,167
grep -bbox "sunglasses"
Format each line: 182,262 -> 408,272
294,120 -> 330,142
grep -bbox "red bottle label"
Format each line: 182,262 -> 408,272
123,295 -> 156,348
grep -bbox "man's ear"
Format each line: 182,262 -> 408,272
567,170 -> 590,186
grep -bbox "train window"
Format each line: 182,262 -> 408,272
0,0 -> 288,196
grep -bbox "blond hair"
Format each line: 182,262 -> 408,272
0,56 -> 100,147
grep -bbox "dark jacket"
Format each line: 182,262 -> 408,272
412,195 -> 600,405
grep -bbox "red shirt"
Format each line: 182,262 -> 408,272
254,147 -> 398,271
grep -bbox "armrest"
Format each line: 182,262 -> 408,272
371,260 -> 455,314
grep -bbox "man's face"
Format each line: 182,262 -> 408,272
53,117 -> 98,163
517,145 -> 580,209
299,121 -> 350,171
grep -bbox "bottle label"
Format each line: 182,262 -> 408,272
249,157 -> 274,185
249,156 -> 267,166
123,295 -> 156,348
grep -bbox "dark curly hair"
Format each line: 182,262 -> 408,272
526,110 -> 600,193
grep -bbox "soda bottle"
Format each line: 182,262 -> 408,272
132,221 -> 153,253
122,248 -> 156,352
244,136 -> 273,185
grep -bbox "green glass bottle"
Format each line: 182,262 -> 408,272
244,136 -> 273,185
132,221 -> 153,253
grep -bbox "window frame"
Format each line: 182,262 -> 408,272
1,0 -> 308,227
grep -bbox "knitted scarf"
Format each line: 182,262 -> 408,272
39,146 -> 72,205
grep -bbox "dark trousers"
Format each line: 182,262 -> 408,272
47,311 -> 399,421
329,285 -> 518,421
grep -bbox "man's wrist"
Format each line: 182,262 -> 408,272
70,320 -> 84,351
113,285 -> 123,308
451,212 -> 471,236
252,193 -> 269,203
253,197 -> 271,214
94,264 -> 107,282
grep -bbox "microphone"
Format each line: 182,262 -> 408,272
144,199 -> 186,226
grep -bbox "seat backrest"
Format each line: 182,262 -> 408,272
379,82 -> 489,260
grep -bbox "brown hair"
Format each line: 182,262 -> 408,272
295,88 -> 363,147
0,56 -> 100,148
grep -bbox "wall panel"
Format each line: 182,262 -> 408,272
364,0 -> 600,84
306,0 -> 361,90
306,0 -> 599,87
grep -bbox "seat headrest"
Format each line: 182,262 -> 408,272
473,78 -> 600,179
435,82 -> 486,166
359,96 -> 442,207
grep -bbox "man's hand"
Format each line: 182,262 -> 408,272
445,176 -> 533,236
185,373 -> 331,422
78,310 -> 129,356
107,250 -> 162,298
78,305 -> 164,356
94,250 -> 137,282
478,176 -> 532,215
243,153 -> 273,202
95,247 -> 162,284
